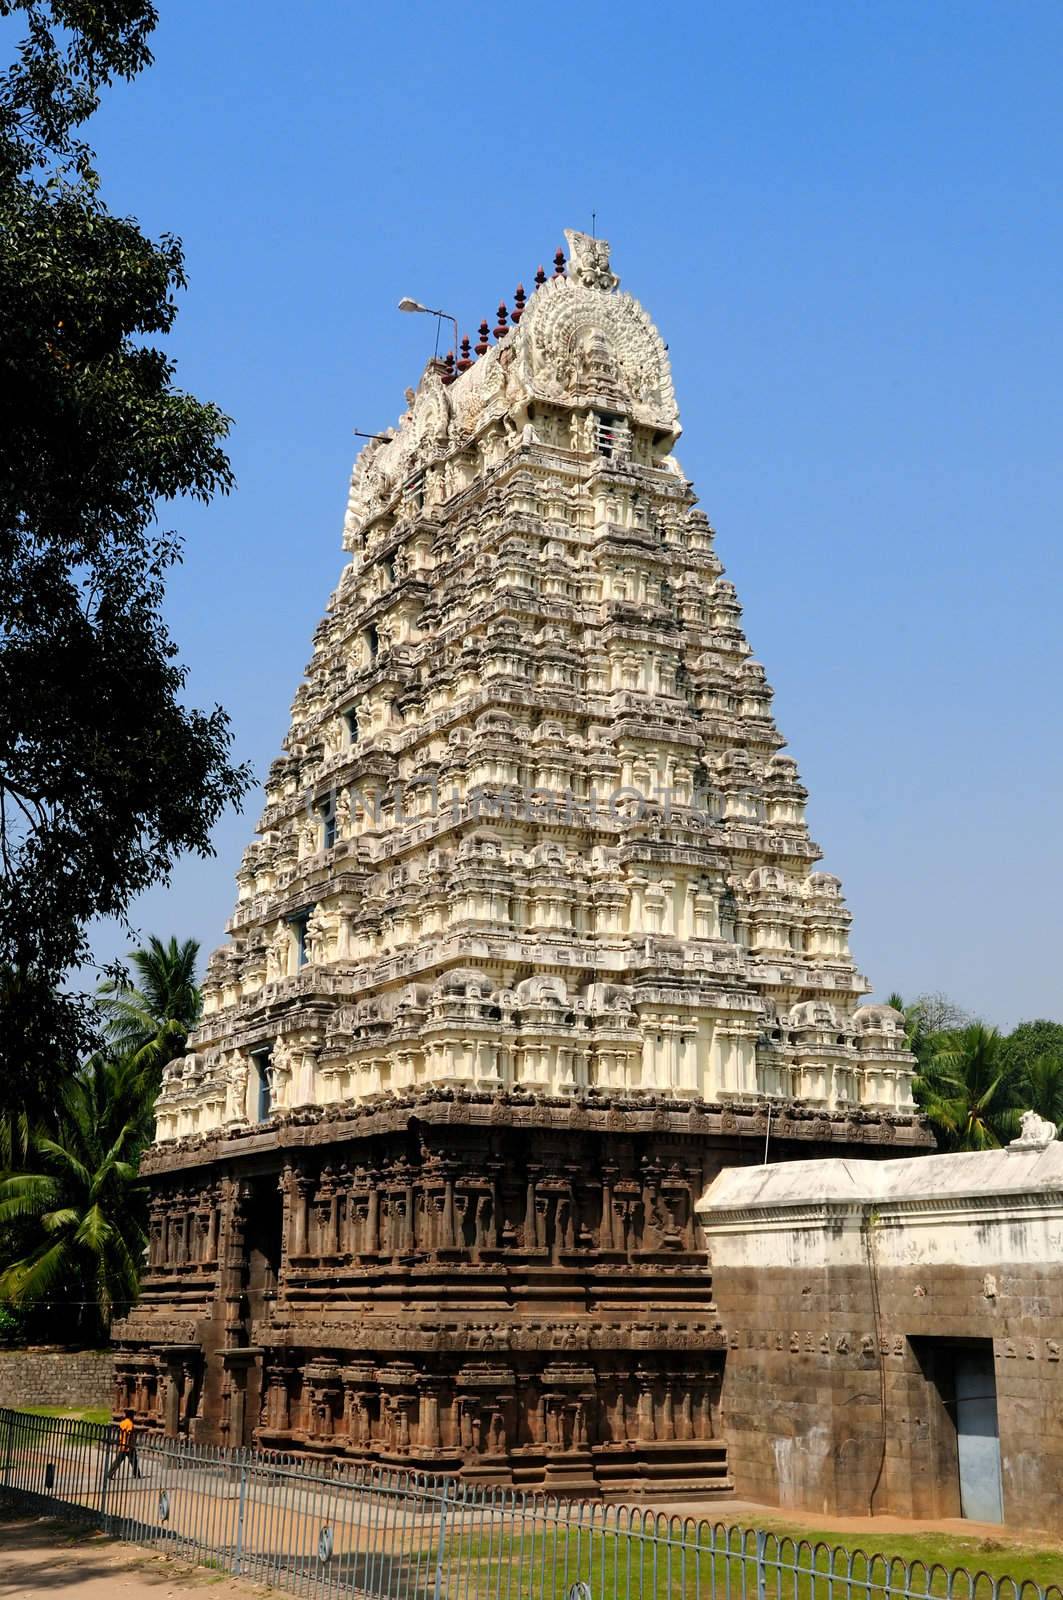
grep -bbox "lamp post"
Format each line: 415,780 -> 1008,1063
397,297 -> 459,361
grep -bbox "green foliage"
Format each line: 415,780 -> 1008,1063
1001,1019 -> 1063,1079
914,1023 -> 1022,1150
0,1299 -> 31,1344
0,930 -> 198,1339
893,992 -> 1063,1146
1017,1052 -> 1063,1133
98,935 -> 201,1082
0,1053 -> 151,1341
0,2 -> 250,1110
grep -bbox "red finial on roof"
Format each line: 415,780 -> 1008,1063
457,333 -> 473,372
440,349 -> 457,385
475,320 -> 490,356
534,263 -> 547,288
493,300 -> 509,340
511,284 -> 526,323
553,247 -> 566,277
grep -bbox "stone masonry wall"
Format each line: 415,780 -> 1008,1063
713,1255 -> 1063,1530
700,1146 -> 1063,1534
0,1348 -> 114,1413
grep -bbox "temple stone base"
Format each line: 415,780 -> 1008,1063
113,1092 -> 927,1494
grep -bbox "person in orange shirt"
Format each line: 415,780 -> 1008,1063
107,1409 -> 142,1479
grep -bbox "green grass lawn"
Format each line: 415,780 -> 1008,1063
733,1517 -> 1063,1592
433,1518 -> 1063,1599
20,1406 -> 111,1426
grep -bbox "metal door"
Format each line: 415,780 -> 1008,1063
955,1345 -> 1003,1522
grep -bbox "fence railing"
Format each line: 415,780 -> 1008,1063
0,1408 -> 1057,1600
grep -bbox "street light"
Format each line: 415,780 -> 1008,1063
397,297 -> 459,360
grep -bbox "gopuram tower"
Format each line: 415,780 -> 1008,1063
115,231 -> 927,1495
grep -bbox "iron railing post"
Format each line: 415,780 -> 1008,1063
234,1459 -> 248,1576
432,1478 -> 451,1600
99,1427 -> 112,1529
1,1410 -> 13,1489
755,1528 -> 767,1600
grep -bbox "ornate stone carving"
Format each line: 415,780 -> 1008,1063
563,228 -> 620,291
124,228 -> 924,1492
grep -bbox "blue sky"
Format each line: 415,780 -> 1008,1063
82,0 -> 1063,1029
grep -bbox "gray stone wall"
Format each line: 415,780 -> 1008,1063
0,1348 -> 113,1412
713,1256 -> 1063,1531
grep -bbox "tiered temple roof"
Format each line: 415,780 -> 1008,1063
155,228 -> 915,1146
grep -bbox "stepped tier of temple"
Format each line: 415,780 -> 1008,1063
114,230 -> 927,1492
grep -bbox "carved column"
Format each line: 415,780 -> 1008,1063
418,1382 -> 442,1450
637,1376 -> 656,1442
600,1166 -> 616,1249
524,1168 -> 539,1246
365,1178 -> 380,1251
404,1180 -> 415,1252
205,1195 -> 219,1262
220,1178 -> 252,1349
677,1384 -> 693,1441
441,1174 -> 456,1249
173,1202 -> 187,1266
162,1362 -> 182,1436
659,1381 -> 675,1441
291,1171 -> 310,1257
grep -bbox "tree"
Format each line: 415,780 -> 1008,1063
0,1053 -> 151,1341
887,991 -> 971,1069
1016,1054 -> 1063,1134
0,3 -> 250,1112
914,1024 -> 1023,1151
1002,1019 -> 1063,1080
99,935 -> 201,1080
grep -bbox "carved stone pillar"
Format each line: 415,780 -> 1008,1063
366,1179 -> 380,1251
612,1378 -> 628,1441
221,1179 -> 252,1349
637,1377 -> 656,1442
459,1396 -> 479,1452
291,1173 -> 310,1257
265,1365 -> 291,1433
600,1167 -> 616,1249
173,1206 -> 187,1266
677,1384 -> 693,1441
524,1169 -> 538,1246
441,1176 -> 456,1249
205,1198 -> 219,1262
527,1390 -> 545,1445
404,1181 -> 415,1252
162,1363 -> 182,1436
659,1382 -> 675,1441
418,1384 -> 442,1450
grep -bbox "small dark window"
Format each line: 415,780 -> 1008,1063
320,802 -> 336,850
252,1049 -> 272,1121
346,709 -> 358,744
290,912 -> 309,968
365,624 -> 379,659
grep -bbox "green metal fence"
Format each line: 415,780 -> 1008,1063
0,1408 -> 1057,1600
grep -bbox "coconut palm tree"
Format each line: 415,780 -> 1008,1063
1019,1054 -> 1063,1134
914,1023 -> 1023,1151
98,935 -> 201,1080
0,1054 -> 151,1341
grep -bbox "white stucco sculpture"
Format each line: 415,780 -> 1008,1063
153,230 -> 917,1143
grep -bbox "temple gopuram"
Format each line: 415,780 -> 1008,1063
113,230 -> 928,1495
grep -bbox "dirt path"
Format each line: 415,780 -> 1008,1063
0,1512 -> 267,1600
